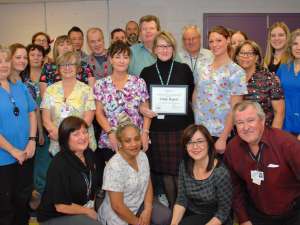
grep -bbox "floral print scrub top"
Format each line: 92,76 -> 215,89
194,61 -> 247,137
94,75 -> 149,149
41,80 -> 97,155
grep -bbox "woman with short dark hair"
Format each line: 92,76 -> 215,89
170,124 -> 233,225
37,116 -> 104,225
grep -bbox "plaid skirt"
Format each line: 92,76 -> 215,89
147,130 -> 183,176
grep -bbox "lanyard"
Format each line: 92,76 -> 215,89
248,143 -> 264,169
155,60 -> 174,85
189,55 -> 198,73
81,170 -> 92,200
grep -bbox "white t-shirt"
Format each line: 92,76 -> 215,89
98,151 -> 150,225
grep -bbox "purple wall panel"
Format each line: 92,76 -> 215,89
268,13 -> 300,32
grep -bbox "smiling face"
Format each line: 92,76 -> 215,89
183,28 -> 201,55
231,32 -> 246,50
110,51 -> 130,73
154,38 -> 173,61
0,52 -> 11,81
235,105 -> 265,146
270,26 -> 288,51
11,48 -> 28,72
209,32 -> 230,57
87,30 -> 105,55
186,130 -> 209,162
34,34 -> 49,50
236,44 -> 258,71
57,40 -> 73,56
140,20 -> 159,44
68,125 -> 89,153
118,126 -> 141,159
58,55 -> 77,80
69,31 -> 84,51
291,35 -> 300,60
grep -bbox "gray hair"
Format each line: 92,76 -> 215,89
233,101 -> 265,122
182,24 -> 201,37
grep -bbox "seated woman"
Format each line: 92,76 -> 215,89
98,122 -> 171,225
234,40 -> 285,128
37,116 -> 104,225
171,124 -> 233,225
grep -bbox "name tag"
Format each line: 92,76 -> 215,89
251,170 -> 264,185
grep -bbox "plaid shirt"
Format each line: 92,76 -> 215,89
176,161 -> 233,224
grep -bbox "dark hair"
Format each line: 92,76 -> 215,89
115,122 -> 140,143
32,31 -> 51,54
111,28 -> 126,40
58,116 -> 88,152
208,26 -> 231,55
68,26 -> 84,37
233,40 -> 263,70
182,124 -> 216,176
27,44 -> 46,58
108,40 -> 131,58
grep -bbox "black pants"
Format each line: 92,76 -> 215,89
0,159 -> 33,225
247,201 -> 300,225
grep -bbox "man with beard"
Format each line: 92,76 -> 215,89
125,20 -> 139,46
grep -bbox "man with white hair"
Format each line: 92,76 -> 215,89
179,25 -> 213,78
225,100 -> 300,225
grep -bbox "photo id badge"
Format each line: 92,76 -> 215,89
251,170 -> 264,185
61,104 -> 71,118
157,114 -> 165,120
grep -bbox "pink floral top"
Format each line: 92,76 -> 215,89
94,75 -> 149,149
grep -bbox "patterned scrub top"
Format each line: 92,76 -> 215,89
244,69 -> 284,127
40,81 -> 96,155
94,75 -> 149,149
39,61 -> 94,86
194,61 -> 247,137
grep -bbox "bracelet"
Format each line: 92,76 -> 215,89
28,136 -> 37,141
106,129 -> 114,136
142,129 -> 150,134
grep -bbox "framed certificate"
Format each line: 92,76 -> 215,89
150,85 -> 188,115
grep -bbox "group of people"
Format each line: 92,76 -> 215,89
0,13 -> 299,225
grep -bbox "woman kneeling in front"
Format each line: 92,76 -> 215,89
98,122 -> 171,225
171,124 -> 233,225
37,116 -> 104,225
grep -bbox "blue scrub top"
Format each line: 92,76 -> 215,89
0,81 -> 36,166
277,63 -> 300,133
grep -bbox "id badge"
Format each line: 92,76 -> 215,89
157,114 -> 165,120
251,170 -> 264,185
61,104 -> 70,118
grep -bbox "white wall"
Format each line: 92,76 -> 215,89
0,0 -> 299,51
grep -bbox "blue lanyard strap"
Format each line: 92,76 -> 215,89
155,60 -> 174,85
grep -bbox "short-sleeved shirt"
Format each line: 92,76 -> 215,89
0,81 -> 36,166
21,70 -> 42,104
244,69 -> 284,127
94,75 -> 149,149
178,48 -> 214,79
40,81 -> 96,155
277,63 -> 300,133
87,53 -> 111,80
98,151 -> 150,225
176,161 -> 233,224
37,149 -> 103,222
39,62 -> 94,86
194,61 -> 247,136
128,43 -> 156,76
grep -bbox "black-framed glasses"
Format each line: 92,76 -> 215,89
9,96 -> 20,117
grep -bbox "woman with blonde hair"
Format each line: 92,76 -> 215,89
264,22 -> 290,73
277,28 -> 300,139
140,31 -> 194,208
39,35 -> 95,97
41,51 -> 96,156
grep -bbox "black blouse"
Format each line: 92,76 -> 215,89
37,149 -> 104,222
140,58 -> 194,132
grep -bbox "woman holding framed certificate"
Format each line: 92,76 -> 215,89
140,31 -> 194,208
193,26 -> 247,153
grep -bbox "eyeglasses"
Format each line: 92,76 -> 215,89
238,51 -> 256,57
156,45 -> 173,50
59,63 -> 77,67
9,96 -> 19,117
186,140 -> 207,148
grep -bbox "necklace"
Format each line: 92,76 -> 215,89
155,60 -> 174,85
